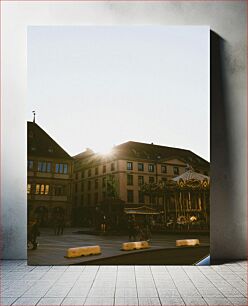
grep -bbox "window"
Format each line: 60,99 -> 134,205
94,193 -> 98,204
55,163 -> 68,174
35,184 -> 49,195
41,184 -> 46,195
63,164 -> 68,174
138,176 -> 144,186
149,176 -> 155,184
103,165 -> 106,173
75,183 -> 78,193
161,164 -> 167,173
127,190 -> 134,203
138,163 -> 144,171
38,161 -> 51,173
28,160 -> 33,170
138,191 -> 144,203
111,163 -> 115,171
87,181 -> 91,191
88,169 -> 91,177
81,181 -> 84,192
102,191 -> 106,200
127,162 -> 133,170
95,167 -> 98,175
127,174 -> 133,186
95,179 -> 98,189
81,170 -> 85,178
102,177 -> 106,188
27,184 -> 31,194
173,167 -> 179,175
148,164 -> 154,172
87,194 -> 91,205
35,184 -> 40,194
81,195 -> 84,205
45,185 -> 49,195
54,185 -> 65,196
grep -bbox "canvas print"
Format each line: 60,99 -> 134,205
27,26 -> 210,265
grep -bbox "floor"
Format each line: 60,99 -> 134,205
27,228 -> 210,265
1,260 -> 247,306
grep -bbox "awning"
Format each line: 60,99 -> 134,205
124,206 -> 160,215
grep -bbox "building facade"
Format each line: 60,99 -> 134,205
27,122 -> 73,226
73,141 -> 210,228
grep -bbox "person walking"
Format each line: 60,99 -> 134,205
128,216 -> 137,241
28,219 -> 40,250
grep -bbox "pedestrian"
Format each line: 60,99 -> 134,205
139,226 -> 146,241
58,215 -> 65,235
128,216 -> 137,241
28,219 -> 40,250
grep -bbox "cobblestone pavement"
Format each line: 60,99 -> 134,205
1,260 -> 247,305
28,228 -> 210,265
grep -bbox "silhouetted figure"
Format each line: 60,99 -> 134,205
28,219 -> 40,250
128,216 -> 137,241
57,215 -> 65,235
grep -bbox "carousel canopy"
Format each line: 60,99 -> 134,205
173,170 -> 210,183
124,206 -> 160,215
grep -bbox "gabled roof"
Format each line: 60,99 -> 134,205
27,121 -> 72,159
74,141 -> 209,169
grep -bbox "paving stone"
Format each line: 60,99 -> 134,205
217,286 -> 245,297
197,287 -> 224,297
160,297 -> 185,305
182,297 -> 207,305
157,288 -> 181,298
88,286 -> 115,298
0,260 -> 247,306
227,297 -> 248,305
45,285 -> 73,297
66,285 -> 91,298
138,287 -> 158,298
66,266 -> 85,272
37,297 -> 64,305
139,297 -> 161,305
203,297 -> 233,305
12,297 -> 41,305
116,279 -> 136,287
115,297 -> 138,305
85,297 -> 114,305
136,278 -> 155,288
61,297 -> 86,305
0,297 -> 17,306
115,287 -> 138,298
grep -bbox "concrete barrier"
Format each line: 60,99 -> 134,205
176,239 -> 200,247
66,245 -> 101,258
122,241 -> 150,251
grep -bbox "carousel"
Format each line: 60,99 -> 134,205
163,170 -> 210,231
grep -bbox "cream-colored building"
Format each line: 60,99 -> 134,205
27,122 -> 74,226
73,141 -> 209,226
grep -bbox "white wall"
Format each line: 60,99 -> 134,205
1,1 -> 246,260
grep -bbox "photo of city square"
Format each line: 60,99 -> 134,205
27,26 -> 210,265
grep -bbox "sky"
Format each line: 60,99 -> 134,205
27,26 -> 209,161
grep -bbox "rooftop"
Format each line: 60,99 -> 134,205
27,121 -> 73,160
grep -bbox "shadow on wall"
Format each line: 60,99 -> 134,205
210,31 -> 245,262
